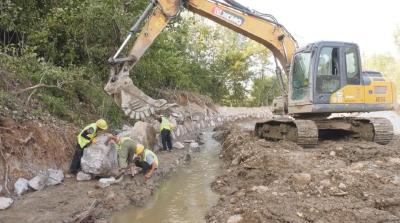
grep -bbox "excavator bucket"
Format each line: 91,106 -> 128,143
104,70 -> 174,120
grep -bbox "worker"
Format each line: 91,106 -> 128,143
158,115 -> 174,151
69,119 -> 108,174
132,144 -> 158,179
107,135 -> 136,169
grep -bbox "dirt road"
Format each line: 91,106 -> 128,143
207,125 -> 400,223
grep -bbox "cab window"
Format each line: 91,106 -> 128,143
345,47 -> 360,85
291,52 -> 311,101
316,47 -> 340,94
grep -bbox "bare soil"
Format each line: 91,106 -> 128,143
207,125 -> 400,223
0,117 -> 77,189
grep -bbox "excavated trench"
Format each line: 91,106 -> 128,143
110,131 -> 221,223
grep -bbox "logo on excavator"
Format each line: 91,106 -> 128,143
212,7 -> 244,26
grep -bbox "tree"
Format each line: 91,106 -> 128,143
395,26 -> 400,51
250,76 -> 280,106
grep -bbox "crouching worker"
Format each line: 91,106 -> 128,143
107,135 -> 136,169
133,144 -> 158,180
69,119 -> 108,174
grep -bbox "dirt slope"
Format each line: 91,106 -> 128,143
207,125 -> 400,223
0,117 -> 76,189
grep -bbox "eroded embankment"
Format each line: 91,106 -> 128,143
207,125 -> 400,223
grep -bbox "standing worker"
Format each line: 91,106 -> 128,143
107,135 -> 136,169
158,115 -> 174,151
69,119 -> 108,174
133,144 -> 158,179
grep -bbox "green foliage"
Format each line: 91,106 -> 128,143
1,0 -> 276,127
250,76 -> 280,106
39,95 -> 69,119
0,47 -> 126,127
0,90 -> 17,110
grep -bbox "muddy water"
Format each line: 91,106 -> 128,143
111,131 -> 221,223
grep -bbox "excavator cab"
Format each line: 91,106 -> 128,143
257,41 -> 396,146
287,41 -> 396,115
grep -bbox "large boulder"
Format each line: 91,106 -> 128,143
121,121 -> 157,148
46,169 -> 64,186
14,178 -> 29,196
0,197 -> 13,210
81,134 -> 118,176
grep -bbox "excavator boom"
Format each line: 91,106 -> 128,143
109,0 -> 297,71
105,0 -> 298,120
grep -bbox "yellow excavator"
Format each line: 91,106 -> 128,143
106,0 -> 398,146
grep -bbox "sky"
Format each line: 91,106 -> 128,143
235,0 -> 400,58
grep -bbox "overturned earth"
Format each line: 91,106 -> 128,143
207,123 -> 400,223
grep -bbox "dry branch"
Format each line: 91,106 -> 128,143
17,132 -> 34,144
73,199 -> 99,223
0,126 -> 15,133
14,83 -> 65,95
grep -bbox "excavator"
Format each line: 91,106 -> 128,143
105,0 -> 398,146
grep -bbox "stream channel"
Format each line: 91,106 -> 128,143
111,131 -> 221,223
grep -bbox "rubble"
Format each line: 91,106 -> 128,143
77,172 -> 92,181
98,177 -> 116,188
0,197 -> 13,210
189,142 -> 200,149
173,142 -> 185,149
45,169 -> 64,186
28,174 -> 48,191
14,178 -> 29,196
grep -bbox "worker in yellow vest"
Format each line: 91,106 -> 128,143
158,115 -> 174,151
107,135 -> 136,169
69,119 -> 108,174
132,144 -> 158,179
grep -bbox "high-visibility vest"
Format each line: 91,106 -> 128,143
141,149 -> 159,166
77,123 -> 97,149
117,137 -> 134,150
160,117 -> 172,131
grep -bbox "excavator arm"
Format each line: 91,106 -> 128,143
105,0 -> 298,120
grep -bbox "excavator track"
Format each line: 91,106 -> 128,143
351,117 -> 394,145
255,119 -> 318,147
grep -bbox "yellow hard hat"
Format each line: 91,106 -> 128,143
96,119 -> 108,130
135,144 -> 144,155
